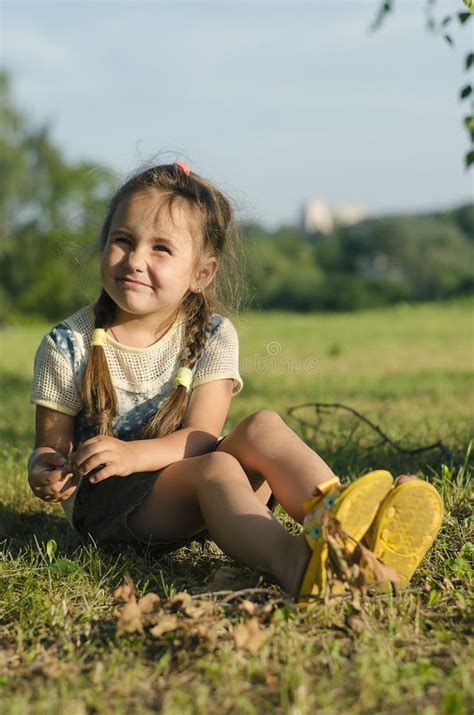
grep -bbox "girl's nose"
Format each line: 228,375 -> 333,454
125,248 -> 147,272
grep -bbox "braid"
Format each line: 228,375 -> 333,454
139,292 -> 213,439
181,293 -> 213,370
81,290 -> 118,436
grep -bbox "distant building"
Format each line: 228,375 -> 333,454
302,199 -> 370,235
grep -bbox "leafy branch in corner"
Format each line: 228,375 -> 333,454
369,0 -> 474,170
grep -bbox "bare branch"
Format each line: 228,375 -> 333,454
286,401 -> 454,463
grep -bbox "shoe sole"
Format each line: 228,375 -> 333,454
365,480 -> 444,590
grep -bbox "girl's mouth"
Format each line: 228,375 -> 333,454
118,278 -> 152,289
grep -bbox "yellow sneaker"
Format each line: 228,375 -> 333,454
298,470 -> 394,603
365,479 -> 444,590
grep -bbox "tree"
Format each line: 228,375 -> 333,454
0,70 -> 116,321
243,227 -> 325,310
343,215 -> 474,299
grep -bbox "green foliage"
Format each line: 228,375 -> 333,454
242,212 -> 474,312
341,216 -> 474,300
0,70 -> 114,323
244,227 -> 324,310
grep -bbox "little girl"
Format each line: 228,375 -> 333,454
28,161 -> 443,601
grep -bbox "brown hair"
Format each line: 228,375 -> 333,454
81,162 -> 247,438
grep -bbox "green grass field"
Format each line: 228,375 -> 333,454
1,298 -> 473,714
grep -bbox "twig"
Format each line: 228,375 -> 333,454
286,401 -> 454,463
189,587 -> 285,604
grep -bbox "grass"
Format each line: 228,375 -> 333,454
1,297 -> 473,714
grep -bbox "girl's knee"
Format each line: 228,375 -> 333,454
198,450 -> 241,475
197,451 -> 247,488
243,409 -> 284,444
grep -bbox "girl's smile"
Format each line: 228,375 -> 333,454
117,277 -> 153,289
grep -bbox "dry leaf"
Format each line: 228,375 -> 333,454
113,574 -> 136,603
180,600 -> 215,619
239,599 -> 256,615
116,597 -> 144,634
149,615 -> 179,639
138,593 -> 161,614
192,620 -> 229,645
233,618 -> 271,653
169,592 -> 193,612
317,512 -> 400,606
30,650 -> 80,680
265,671 -> 279,688
357,542 -> 400,587
345,615 -> 365,634
349,590 -> 363,613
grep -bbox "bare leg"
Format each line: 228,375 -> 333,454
216,411 -> 421,522
127,450 -> 310,596
127,418 -> 418,596
216,410 -> 338,523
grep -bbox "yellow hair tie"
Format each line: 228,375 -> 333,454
175,366 -> 193,392
91,328 -> 107,347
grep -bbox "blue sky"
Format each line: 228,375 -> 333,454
2,0 -> 473,229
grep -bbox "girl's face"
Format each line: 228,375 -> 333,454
101,190 -> 210,320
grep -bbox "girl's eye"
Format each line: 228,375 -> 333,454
112,236 -> 170,254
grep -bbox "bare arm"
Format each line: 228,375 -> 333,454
74,379 -> 235,479
33,405 -> 74,452
132,378 -> 235,471
28,406 -> 78,502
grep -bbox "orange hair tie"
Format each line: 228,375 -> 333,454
174,161 -> 190,175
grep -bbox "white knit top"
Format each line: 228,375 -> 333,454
30,303 -> 243,529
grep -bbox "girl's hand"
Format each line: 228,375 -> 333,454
28,448 -> 80,503
73,436 -> 138,483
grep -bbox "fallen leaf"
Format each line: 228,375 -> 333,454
116,597 -> 144,635
357,542 -> 400,588
265,671 -> 279,688
149,615 -> 179,639
233,618 -> 271,653
181,600 -> 215,619
192,620 -> 229,645
138,592 -> 161,614
345,615 -> 365,634
113,574 -> 136,603
28,650 -> 81,680
239,599 -> 256,615
262,602 -> 277,615
169,592 -> 192,612
317,512 -> 400,605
